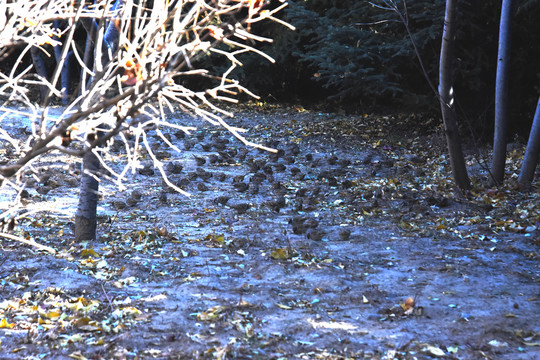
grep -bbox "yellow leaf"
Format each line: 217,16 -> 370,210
400,297 -> 415,312
197,305 -> 227,321
81,249 -> 99,258
270,248 -> 292,260
0,318 -> 15,329
65,300 -> 85,312
205,233 -> 225,243
42,310 -> 61,319
68,351 -> 88,360
118,306 -> 142,318
74,317 -> 101,332
277,303 -> 293,310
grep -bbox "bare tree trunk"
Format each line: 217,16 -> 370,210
518,96 -> 540,188
30,47 -> 48,102
74,135 -> 101,241
74,1 -> 122,241
52,20 -> 70,105
80,30 -> 95,96
439,0 -> 471,191
491,0 -> 514,184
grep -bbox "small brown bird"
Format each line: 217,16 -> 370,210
214,196 -> 230,206
232,175 -> 245,183
233,182 -> 249,192
327,155 -> 338,165
138,165 -> 154,176
265,196 -> 286,212
193,155 -> 206,166
230,202 -> 251,214
290,167 -> 301,176
158,191 -> 168,203
112,200 -> 127,210
304,218 -> 319,229
214,172 -> 227,182
273,163 -> 286,172
290,216 -> 307,234
184,140 -> 194,150
208,154 -> 219,164
250,173 -> 266,185
174,130 -> 185,139
196,168 -> 212,181
338,228 -> 351,241
177,178 -> 190,187
295,188 -> 308,197
166,162 -> 183,174
307,229 -> 325,241
263,165 -> 273,175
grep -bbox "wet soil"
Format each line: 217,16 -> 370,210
0,106 -> 539,359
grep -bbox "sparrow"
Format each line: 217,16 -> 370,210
193,155 -> 206,166
230,202 -> 251,214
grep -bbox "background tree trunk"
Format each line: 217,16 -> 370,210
74,136 -> 101,241
30,47 -> 48,102
53,20 -> 70,105
518,96 -> 540,188
439,0 -> 471,191
491,0 -> 514,184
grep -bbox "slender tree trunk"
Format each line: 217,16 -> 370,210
74,2 -> 122,241
439,0 -> 471,190
80,30 -> 95,96
491,0 -> 514,184
30,47 -> 48,102
518,96 -> 540,188
53,20 -> 70,105
74,136 -> 101,241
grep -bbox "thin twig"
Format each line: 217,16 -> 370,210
0,232 -> 56,254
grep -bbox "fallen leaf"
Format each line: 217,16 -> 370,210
276,303 -> 293,310
422,345 -> 445,356
270,248 -> 292,260
0,318 -> 15,329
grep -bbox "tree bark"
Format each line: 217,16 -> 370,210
518,96 -> 540,188
439,0 -> 471,191
30,47 -> 48,102
491,0 -> 514,184
74,138 -> 101,241
53,20 -> 70,105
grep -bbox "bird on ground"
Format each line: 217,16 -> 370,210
193,155 -> 206,166
230,202 -> 251,214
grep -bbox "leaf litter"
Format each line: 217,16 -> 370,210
0,104 -> 539,359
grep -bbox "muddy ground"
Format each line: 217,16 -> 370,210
0,106 -> 539,359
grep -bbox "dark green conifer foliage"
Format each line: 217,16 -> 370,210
281,0 -> 446,106
238,1 -> 538,125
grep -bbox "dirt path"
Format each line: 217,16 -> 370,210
1,106 -> 539,359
